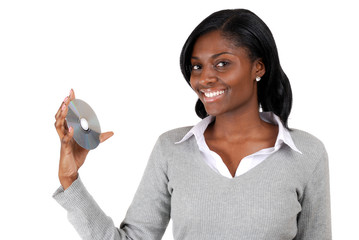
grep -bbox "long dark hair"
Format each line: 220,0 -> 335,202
180,9 -> 292,128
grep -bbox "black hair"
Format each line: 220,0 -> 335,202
180,9 -> 292,128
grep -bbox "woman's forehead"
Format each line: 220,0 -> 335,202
192,31 -> 247,59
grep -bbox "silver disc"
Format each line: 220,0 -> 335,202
66,99 -> 101,150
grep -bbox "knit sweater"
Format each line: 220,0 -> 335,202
53,127 -> 332,240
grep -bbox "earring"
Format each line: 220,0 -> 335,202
256,76 -> 261,82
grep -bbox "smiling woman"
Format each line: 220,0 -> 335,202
188,30 -> 277,177
180,9 -> 292,128
53,9 -> 331,240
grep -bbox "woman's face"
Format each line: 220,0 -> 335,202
190,30 -> 264,117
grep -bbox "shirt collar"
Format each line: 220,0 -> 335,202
175,112 -> 302,154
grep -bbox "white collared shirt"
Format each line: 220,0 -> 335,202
176,112 -> 301,178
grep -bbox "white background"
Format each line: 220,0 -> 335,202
0,0 -> 358,239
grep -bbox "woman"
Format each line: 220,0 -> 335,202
54,9 -> 331,239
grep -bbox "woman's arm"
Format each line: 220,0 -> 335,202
53,136 -> 171,240
53,176 -> 122,239
54,90 -> 170,239
295,150 -> 332,239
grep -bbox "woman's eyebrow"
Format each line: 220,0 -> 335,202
212,52 -> 234,58
191,52 -> 234,60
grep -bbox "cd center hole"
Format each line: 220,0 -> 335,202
80,118 -> 89,131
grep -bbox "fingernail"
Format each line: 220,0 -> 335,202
61,103 -> 66,111
69,127 -> 73,133
64,96 -> 68,102
69,89 -> 73,96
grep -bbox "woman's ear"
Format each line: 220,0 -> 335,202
254,58 -> 265,78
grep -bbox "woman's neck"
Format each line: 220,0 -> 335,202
206,108 -> 269,142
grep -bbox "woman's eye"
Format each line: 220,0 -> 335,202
216,61 -> 229,68
191,64 -> 201,70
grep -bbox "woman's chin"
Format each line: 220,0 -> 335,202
204,107 -> 225,117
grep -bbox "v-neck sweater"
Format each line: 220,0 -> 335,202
176,112 -> 302,178
53,127 -> 331,240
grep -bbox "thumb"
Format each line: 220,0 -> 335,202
100,131 -> 114,143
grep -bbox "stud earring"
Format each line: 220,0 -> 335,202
256,76 -> 261,82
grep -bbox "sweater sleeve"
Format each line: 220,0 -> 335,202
53,176 -> 123,240
53,137 -> 171,240
295,149 -> 332,240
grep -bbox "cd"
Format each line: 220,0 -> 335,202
65,99 -> 101,150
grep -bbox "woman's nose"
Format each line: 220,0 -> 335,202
199,66 -> 217,85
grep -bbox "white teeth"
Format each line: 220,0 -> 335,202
204,90 -> 224,98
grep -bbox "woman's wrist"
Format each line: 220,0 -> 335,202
59,173 -> 78,190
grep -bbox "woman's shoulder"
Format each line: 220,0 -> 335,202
157,126 -> 193,143
151,126 -> 195,158
289,128 -> 327,157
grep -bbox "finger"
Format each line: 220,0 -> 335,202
55,95 -> 71,139
55,89 -> 72,120
69,88 -> 76,101
99,131 -> 114,143
54,95 -> 69,120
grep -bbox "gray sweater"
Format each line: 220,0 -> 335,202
53,127 -> 331,240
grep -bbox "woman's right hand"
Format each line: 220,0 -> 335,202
54,89 -> 113,190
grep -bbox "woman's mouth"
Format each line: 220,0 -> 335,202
200,89 -> 225,102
